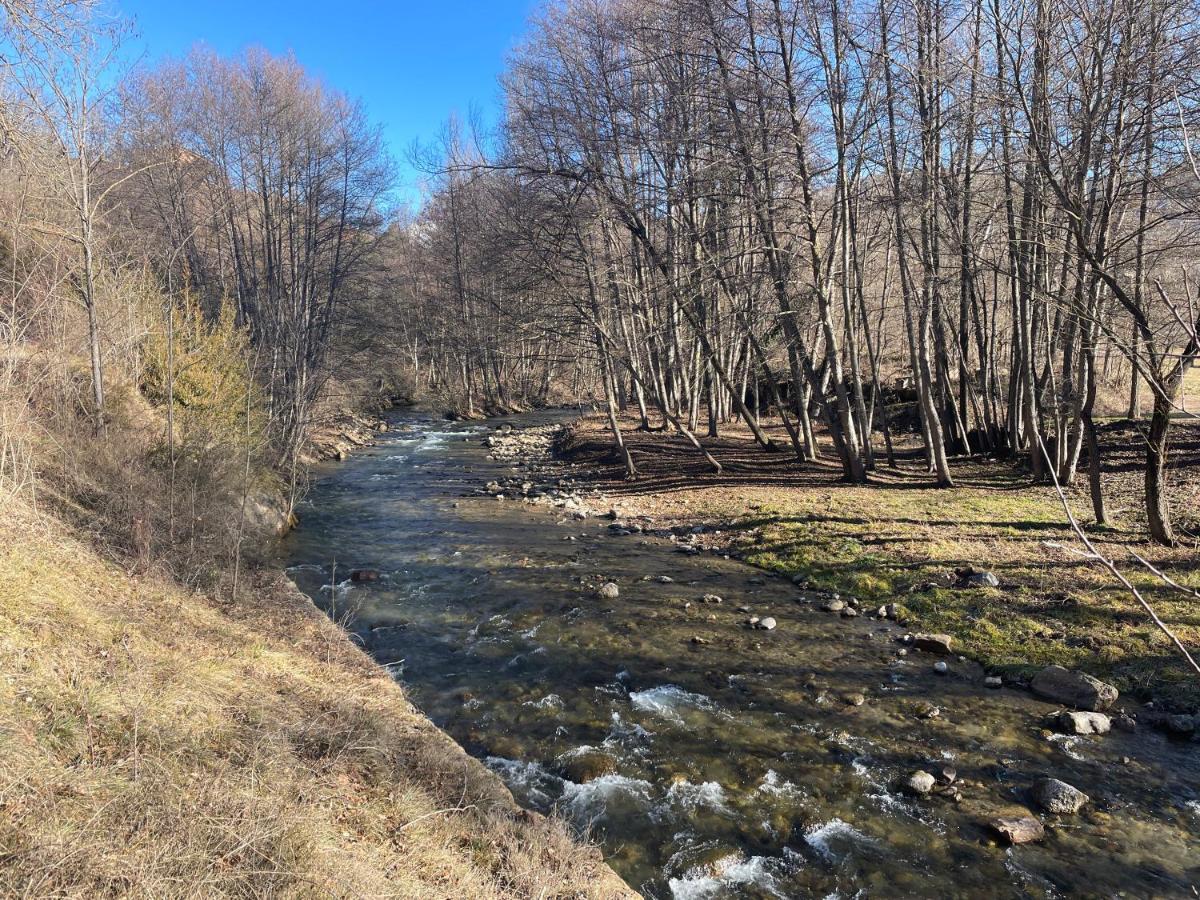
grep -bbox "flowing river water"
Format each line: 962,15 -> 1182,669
282,410 -> 1200,899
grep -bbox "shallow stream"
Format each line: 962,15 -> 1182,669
282,410 -> 1200,898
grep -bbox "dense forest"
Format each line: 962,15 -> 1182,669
399,0 -> 1200,548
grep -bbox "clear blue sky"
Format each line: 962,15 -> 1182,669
117,0 -> 539,209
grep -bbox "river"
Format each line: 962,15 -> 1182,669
282,410 -> 1200,899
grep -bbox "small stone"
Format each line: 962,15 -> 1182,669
1113,713 -> 1137,732
968,570 -> 1000,588
841,607 -> 858,619
759,617 -> 777,631
934,661 -> 949,675
843,692 -> 866,706
876,605 -> 889,618
938,766 -> 957,784
691,636 -> 710,645
701,594 -> 723,604
905,771 -> 936,795
597,582 -> 620,600
1033,778 -> 1089,815
984,676 -> 1003,689
991,816 -> 1044,845
822,598 -> 846,613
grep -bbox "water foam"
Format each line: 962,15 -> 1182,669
630,684 -> 719,726
667,853 -> 788,899
803,818 -> 876,863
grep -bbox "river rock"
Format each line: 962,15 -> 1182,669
822,598 -> 846,613
554,749 -> 618,784
913,633 -> 954,654
1033,778 -> 1089,815
597,582 -> 620,600
991,816 -> 1045,845
984,676 -> 1003,689
933,661 -> 949,675
1164,714 -> 1197,735
1032,665 -> 1118,711
841,606 -> 858,619
758,617 -> 777,631
1055,710 -> 1111,735
905,770 -> 936,795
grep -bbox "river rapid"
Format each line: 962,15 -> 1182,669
282,410 -> 1200,899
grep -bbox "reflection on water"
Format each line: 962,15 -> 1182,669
283,411 -> 1200,899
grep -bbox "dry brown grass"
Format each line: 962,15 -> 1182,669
0,500 -> 633,899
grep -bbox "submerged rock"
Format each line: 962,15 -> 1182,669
554,749 -> 619,784
1033,778 -> 1089,815
1032,665 -> 1118,711
991,816 -> 1045,845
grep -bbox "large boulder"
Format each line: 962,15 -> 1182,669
1055,710 -> 1111,735
1031,665 -> 1118,711
990,816 -> 1045,845
1033,778 -> 1089,815
913,633 -> 954,655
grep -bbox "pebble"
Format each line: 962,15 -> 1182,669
758,617 -> 777,631
984,676 -> 1003,689
934,661 -> 949,675
596,582 -> 620,600
841,607 -> 858,619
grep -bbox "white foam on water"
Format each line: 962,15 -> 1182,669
559,773 -> 654,823
1046,733 -> 1087,760
629,684 -> 719,726
523,693 -> 564,710
485,756 -> 561,807
666,780 -> 732,815
667,853 -> 788,900
803,818 -> 876,863
756,770 -> 804,800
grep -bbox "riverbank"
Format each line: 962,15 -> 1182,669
0,497 -> 632,898
489,413 -> 1200,716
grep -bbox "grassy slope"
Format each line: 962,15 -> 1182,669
563,415 -> 1200,712
0,501 -> 632,898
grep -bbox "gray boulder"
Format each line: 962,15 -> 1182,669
904,771 -> 936,796
1033,778 -> 1089,815
991,816 -> 1045,845
913,633 -> 954,655
1055,710 -> 1111,735
1031,665 -> 1118,711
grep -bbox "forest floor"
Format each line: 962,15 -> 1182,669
0,498 -> 632,898
558,413 -> 1200,712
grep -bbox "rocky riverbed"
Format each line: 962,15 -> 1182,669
285,412 -> 1200,898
